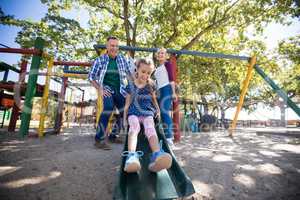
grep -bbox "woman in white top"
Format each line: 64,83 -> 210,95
154,48 -> 177,145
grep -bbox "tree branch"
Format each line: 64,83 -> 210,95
97,4 -> 124,20
180,0 -> 240,51
122,0 -> 131,45
163,2 -> 181,46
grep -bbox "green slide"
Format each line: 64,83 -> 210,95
113,123 -> 195,200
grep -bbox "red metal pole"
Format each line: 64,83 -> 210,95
0,48 -> 41,55
170,54 -> 181,142
8,59 -> 27,132
53,61 -> 91,67
0,48 -> 93,67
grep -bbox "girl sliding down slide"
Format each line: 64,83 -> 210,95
123,58 -> 172,173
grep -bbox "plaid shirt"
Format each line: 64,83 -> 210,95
89,54 -> 131,97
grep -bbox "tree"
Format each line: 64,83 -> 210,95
1,0 -> 299,116
278,35 -> 300,98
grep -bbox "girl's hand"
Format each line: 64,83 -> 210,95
123,118 -> 128,129
156,110 -> 161,120
172,93 -> 178,102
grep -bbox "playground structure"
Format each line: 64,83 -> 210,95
98,43 -> 299,199
94,44 -> 300,137
0,60 -> 63,130
1,37 -> 300,200
0,61 -> 24,129
179,98 -> 224,133
0,37 -> 299,139
0,38 -> 93,137
0,38 -> 197,199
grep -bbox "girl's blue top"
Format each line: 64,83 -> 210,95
126,81 -> 156,117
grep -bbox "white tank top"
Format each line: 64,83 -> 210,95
154,64 -> 169,89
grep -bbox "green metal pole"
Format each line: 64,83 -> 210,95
19,37 -> 44,137
254,64 -> 300,118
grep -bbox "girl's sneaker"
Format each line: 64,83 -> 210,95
122,151 -> 144,173
148,149 -> 172,172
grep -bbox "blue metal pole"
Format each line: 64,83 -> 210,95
94,44 -> 250,61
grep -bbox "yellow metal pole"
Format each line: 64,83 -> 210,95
229,56 -> 256,136
107,111 -> 115,135
50,72 -> 88,79
95,86 -> 114,136
96,92 -> 103,126
95,48 -> 106,130
95,97 -> 114,137
94,49 -> 114,138
38,57 -> 54,137
42,52 -> 51,59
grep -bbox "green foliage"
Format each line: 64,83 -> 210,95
279,35 -> 300,64
1,0 -> 299,114
277,35 -> 300,97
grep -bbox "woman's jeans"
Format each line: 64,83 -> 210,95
157,84 -> 173,139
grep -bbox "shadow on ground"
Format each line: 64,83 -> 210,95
0,127 -> 300,200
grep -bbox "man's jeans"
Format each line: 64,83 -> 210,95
95,89 -> 125,141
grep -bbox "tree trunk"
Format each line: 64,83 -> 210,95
221,107 -> 229,129
201,96 -> 209,114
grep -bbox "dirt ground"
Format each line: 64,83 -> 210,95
0,126 -> 299,200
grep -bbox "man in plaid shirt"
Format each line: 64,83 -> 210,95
89,36 -> 132,150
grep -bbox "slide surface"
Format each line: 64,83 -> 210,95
113,123 -> 195,200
